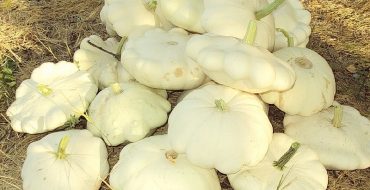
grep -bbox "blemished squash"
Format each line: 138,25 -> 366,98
260,47 -> 335,116
122,27 -> 206,90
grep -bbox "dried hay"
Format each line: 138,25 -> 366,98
0,0 -> 369,190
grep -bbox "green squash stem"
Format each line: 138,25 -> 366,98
37,84 -> 53,96
255,0 -> 285,20
215,99 -> 228,111
144,0 -> 160,27
111,83 -> 123,94
244,20 -> 257,45
276,28 -> 294,47
273,142 -> 300,170
332,104 -> 343,128
144,0 -> 157,11
81,112 -> 93,124
55,136 -> 70,160
116,36 -> 128,56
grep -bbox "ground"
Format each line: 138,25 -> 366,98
0,0 -> 369,189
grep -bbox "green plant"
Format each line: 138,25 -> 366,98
0,57 -> 17,104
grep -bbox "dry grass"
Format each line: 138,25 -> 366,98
0,0 -> 369,190
0,0 -> 106,189
304,0 -> 370,61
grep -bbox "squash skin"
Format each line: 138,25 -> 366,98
87,82 -> 171,146
100,0 -> 172,37
284,104 -> 370,170
6,61 -> 98,134
268,0 -> 311,51
109,135 -> 221,190
186,34 -> 296,93
201,0 -> 276,51
122,27 -> 206,90
73,35 -> 134,89
260,47 -> 335,116
228,133 -> 328,190
159,0 -> 205,33
21,130 -> 109,190
168,83 -> 272,174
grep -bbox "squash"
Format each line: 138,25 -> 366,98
284,103 -> 370,170
73,35 -> 134,89
186,34 -> 295,93
268,0 -> 311,51
100,0 -> 116,36
21,130 -> 109,190
177,82 -> 270,114
87,82 -> 171,146
159,0 -> 205,33
201,0 -> 277,50
122,27 -> 206,90
100,0 -> 172,37
109,135 -> 221,190
176,80 -> 215,104
168,83 -> 272,174
228,133 -> 328,190
6,61 -> 97,134
260,47 -> 335,116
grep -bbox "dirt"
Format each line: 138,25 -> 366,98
0,0 -> 369,190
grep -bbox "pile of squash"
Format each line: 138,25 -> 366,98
6,0 -> 370,189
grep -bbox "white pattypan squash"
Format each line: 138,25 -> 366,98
87,82 -> 171,146
228,133 -> 328,190
201,0 -> 276,50
109,135 -> 221,190
73,35 -> 134,89
100,0 -> 172,37
284,103 -> 370,170
159,0 -> 205,33
176,80 -> 215,104
6,61 -> 97,134
186,34 -> 295,93
177,81 -> 270,113
122,27 -> 206,90
168,83 -> 272,174
100,0 -> 116,36
22,130 -> 109,190
268,0 -> 311,51
260,47 -> 335,116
